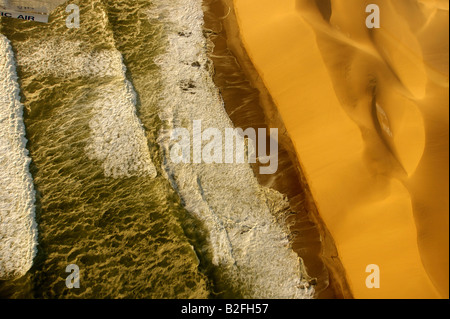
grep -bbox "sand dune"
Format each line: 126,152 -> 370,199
233,0 -> 448,298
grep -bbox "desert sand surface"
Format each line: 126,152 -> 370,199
233,0 -> 448,298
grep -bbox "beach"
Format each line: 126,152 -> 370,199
202,0 -> 353,299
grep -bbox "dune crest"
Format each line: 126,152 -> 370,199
234,0 -> 448,298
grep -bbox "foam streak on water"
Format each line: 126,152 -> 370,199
85,79 -> 157,179
152,0 -> 313,299
0,34 -> 37,279
14,39 -> 125,78
14,37 -> 157,179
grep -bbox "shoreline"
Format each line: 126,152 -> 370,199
202,0 -> 353,299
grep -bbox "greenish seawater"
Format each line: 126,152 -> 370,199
0,0 -> 212,299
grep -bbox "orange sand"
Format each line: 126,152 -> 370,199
232,0 -> 449,298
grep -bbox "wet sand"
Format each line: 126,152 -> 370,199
202,0 -> 353,299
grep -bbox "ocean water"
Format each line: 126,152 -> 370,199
0,0 -> 313,298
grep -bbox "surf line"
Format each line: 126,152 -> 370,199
167,120 -> 279,175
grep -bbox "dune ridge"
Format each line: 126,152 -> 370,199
233,0 -> 448,298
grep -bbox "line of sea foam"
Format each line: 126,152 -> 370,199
14,37 -> 157,179
0,34 -> 37,279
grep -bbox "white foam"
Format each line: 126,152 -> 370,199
151,0 -> 314,298
84,79 -> 158,179
0,34 -> 37,279
14,38 -> 126,78
14,37 -> 157,179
